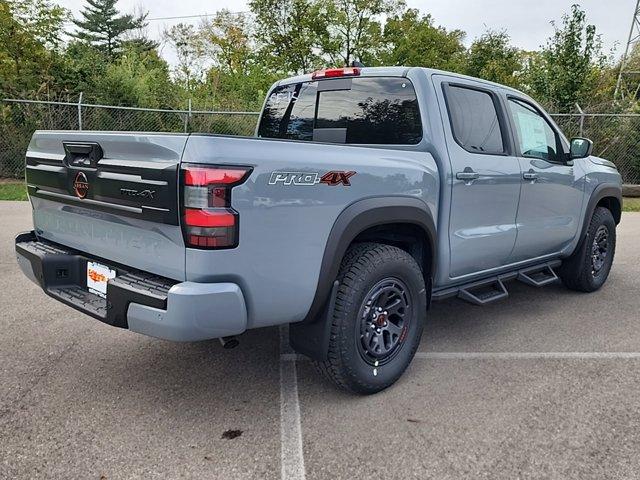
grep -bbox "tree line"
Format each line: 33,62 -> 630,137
1,0 -> 639,113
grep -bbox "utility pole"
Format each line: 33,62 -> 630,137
614,0 -> 640,100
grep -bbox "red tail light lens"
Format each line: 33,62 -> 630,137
181,164 -> 251,249
185,167 -> 248,186
184,209 -> 236,227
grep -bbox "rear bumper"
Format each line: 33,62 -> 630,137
126,283 -> 247,341
15,231 -> 247,341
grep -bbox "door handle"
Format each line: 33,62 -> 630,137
523,171 -> 539,181
456,171 -> 480,181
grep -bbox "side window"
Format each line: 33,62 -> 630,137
508,98 -> 563,163
258,82 -> 317,141
445,85 -> 506,155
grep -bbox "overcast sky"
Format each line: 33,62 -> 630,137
55,0 -> 637,65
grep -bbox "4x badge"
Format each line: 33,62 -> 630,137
268,170 -> 356,187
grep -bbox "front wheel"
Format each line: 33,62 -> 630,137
313,243 -> 426,395
559,207 -> 616,292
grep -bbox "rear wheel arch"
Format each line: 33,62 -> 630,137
350,222 -> 433,282
290,197 -> 436,361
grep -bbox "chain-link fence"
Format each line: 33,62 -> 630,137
552,113 -> 640,184
0,98 -> 260,178
2,98 -> 640,184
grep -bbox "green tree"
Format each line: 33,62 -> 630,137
321,0 -> 404,66
94,45 -> 176,108
617,42 -> 640,101
163,11 -> 279,109
200,64 -> 279,110
382,8 -> 466,71
249,0 -> 326,74
9,0 -> 67,49
626,43 -> 640,72
54,40 -> 110,96
199,10 -> 253,76
163,23 -> 206,91
196,10 -> 279,109
73,0 -> 148,58
522,4 -> 608,112
465,30 -> 523,87
0,0 -> 67,97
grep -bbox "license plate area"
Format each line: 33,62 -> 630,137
87,261 -> 116,297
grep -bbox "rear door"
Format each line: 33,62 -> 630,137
26,131 -> 188,280
435,77 -> 522,279
505,96 -> 584,261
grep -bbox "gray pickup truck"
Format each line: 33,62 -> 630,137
16,66 -> 622,394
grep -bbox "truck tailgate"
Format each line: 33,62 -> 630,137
25,131 -> 188,280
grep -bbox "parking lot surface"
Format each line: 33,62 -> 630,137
1,201 -> 639,479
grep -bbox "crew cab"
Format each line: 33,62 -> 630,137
16,67 -> 622,394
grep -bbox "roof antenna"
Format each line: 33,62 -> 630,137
351,61 -> 365,68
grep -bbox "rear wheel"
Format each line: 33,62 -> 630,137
559,207 -> 616,292
313,243 -> 426,394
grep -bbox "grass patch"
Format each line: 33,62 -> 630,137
0,182 -> 27,201
624,197 -> 640,212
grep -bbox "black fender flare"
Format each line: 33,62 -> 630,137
572,183 -> 622,256
580,183 -> 622,234
289,196 -> 437,360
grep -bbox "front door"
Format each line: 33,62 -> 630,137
505,97 -> 584,262
436,77 -> 522,279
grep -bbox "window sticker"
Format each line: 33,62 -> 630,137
516,111 -> 548,154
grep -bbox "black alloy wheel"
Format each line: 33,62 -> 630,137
357,278 -> 411,366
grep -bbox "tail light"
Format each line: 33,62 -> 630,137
181,164 -> 252,248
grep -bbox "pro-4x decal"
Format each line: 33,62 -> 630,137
268,170 -> 356,186
320,171 -> 356,186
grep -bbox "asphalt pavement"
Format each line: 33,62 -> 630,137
1,201 -> 639,480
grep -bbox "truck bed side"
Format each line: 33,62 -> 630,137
181,134 -> 439,329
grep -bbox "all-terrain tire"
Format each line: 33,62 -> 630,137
313,243 -> 426,395
559,207 -> 616,292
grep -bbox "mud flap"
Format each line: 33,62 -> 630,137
289,280 -> 339,361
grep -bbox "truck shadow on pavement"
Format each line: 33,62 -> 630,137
75,277 -> 610,406
89,276 -> 609,385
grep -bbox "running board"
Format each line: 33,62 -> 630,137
432,260 -> 562,306
458,278 -> 509,306
517,264 -> 558,287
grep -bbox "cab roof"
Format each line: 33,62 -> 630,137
276,66 -> 525,97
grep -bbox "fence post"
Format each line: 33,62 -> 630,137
576,103 -> 585,137
184,99 -> 192,133
78,92 -> 83,131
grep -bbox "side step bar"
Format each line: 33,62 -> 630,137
517,264 -> 558,287
458,278 -> 508,306
432,260 -> 561,306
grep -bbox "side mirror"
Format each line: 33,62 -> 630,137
570,137 -> 593,159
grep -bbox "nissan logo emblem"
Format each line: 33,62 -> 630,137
73,171 -> 89,199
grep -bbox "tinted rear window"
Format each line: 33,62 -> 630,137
258,77 -> 422,145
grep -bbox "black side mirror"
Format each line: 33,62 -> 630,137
570,137 -> 593,159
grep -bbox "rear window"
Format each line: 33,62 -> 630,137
258,77 -> 422,145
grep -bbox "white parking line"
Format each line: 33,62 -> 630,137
280,353 -> 300,362
280,351 -> 640,362
279,325 -> 306,480
276,346 -> 640,478
414,351 -> 640,359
